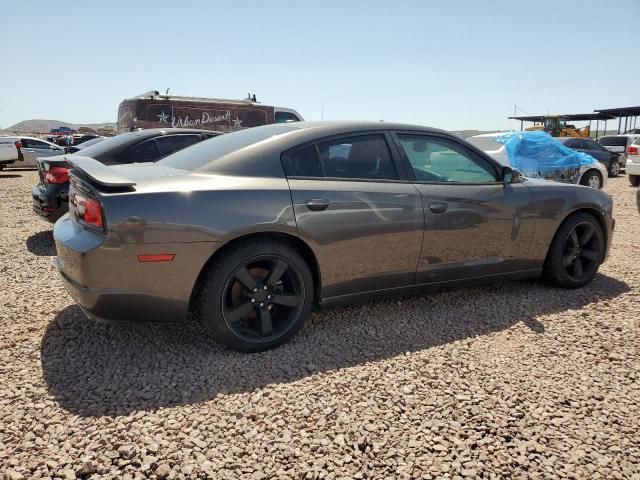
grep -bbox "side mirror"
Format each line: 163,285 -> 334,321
502,166 -> 523,183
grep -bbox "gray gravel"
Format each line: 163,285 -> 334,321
1,170 -> 639,479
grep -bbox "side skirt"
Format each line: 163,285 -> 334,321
319,269 -> 542,308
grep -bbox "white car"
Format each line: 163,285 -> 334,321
598,134 -> 640,171
626,136 -> 640,186
0,138 -> 19,170
465,132 -> 608,189
0,136 -> 65,168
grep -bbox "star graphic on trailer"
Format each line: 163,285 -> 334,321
232,117 -> 243,128
157,111 -> 170,123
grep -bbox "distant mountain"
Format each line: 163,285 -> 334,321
5,119 -> 116,133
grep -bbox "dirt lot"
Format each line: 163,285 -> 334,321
0,170 -> 638,480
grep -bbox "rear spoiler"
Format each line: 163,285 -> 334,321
66,155 -> 136,188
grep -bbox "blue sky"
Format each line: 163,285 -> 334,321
1,0 -> 638,130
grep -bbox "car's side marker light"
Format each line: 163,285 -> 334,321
137,254 -> 175,262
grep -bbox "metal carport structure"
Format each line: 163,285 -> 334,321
508,112 -> 616,137
594,106 -> 640,134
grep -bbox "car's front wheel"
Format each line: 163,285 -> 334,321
543,212 -> 604,288
608,160 -> 620,177
197,238 -> 314,352
580,170 -> 602,189
629,175 -> 639,187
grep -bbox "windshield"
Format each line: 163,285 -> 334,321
465,136 -> 502,151
158,124 -> 299,171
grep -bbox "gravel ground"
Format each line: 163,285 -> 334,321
1,170 -> 639,480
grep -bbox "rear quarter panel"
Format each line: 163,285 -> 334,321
102,175 -> 297,244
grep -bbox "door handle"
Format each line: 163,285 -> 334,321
429,202 -> 448,214
305,198 -> 330,211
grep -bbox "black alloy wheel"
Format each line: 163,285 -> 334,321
543,212 -> 604,288
561,222 -> 600,282
222,256 -> 304,342
198,238 -> 314,352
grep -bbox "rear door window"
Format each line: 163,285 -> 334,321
286,134 -> 398,180
156,134 -> 201,156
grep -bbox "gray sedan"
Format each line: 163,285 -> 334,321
53,122 -> 615,351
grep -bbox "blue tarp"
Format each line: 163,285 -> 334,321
494,131 -> 598,182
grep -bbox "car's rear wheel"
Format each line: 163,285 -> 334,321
543,212 -> 604,288
580,170 -> 602,189
198,239 -> 314,352
629,175 -> 639,187
608,160 -> 620,177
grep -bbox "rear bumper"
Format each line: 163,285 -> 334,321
32,183 -> 68,222
57,258 -> 188,323
626,160 -> 640,176
54,215 -> 221,323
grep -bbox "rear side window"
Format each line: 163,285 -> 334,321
128,139 -> 160,163
286,135 -> 398,180
156,134 -> 201,156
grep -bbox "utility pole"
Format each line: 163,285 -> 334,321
321,102 -> 324,120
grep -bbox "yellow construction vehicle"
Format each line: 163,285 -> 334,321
524,115 -> 591,138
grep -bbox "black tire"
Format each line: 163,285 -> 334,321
197,238 -> 314,352
629,175 -> 640,187
579,170 -> 602,189
543,212 -> 604,289
608,160 -> 620,177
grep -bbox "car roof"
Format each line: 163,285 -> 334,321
258,120 -> 450,135
124,128 -> 221,138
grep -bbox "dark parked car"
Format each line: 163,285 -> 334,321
65,136 -> 105,154
556,137 -> 622,177
33,128 -> 220,222
54,122 -> 614,352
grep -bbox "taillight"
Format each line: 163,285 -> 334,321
84,198 -> 103,228
69,187 -> 104,230
628,146 -> 638,155
14,140 -> 22,151
44,166 -> 69,184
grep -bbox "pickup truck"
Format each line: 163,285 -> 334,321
0,138 -> 20,170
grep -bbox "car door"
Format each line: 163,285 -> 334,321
282,132 -> 424,298
392,132 -> 536,283
20,139 -> 63,167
